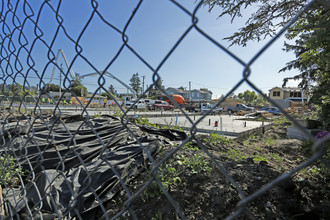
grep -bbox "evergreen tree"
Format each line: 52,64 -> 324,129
129,73 -> 141,95
109,84 -> 116,95
149,76 -> 164,97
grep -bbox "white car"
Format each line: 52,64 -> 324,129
125,99 -> 146,109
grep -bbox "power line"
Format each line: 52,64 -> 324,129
190,81 -> 229,90
165,81 -> 189,87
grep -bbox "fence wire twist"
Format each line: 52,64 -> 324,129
0,0 -> 329,219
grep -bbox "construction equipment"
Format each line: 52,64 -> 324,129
49,49 -> 136,97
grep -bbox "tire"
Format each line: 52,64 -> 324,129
228,109 -> 233,114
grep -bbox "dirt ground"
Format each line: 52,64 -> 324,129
102,120 -> 330,220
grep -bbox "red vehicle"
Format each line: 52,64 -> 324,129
150,100 -> 174,111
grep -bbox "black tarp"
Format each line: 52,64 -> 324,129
0,114 -> 187,219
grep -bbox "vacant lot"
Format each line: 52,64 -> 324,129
106,118 -> 330,219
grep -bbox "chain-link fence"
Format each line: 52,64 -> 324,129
1,0 -> 329,219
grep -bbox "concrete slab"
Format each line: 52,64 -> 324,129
37,107 -> 269,137
146,114 -> 270,137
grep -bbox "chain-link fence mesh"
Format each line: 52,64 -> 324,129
0,0 -> 329,219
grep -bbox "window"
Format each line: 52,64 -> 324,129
289,91 -> 302,97
272,91 -> 280,97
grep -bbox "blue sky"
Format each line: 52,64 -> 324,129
8,0 -> 302,98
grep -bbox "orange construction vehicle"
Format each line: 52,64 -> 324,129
158,94 -> 185,105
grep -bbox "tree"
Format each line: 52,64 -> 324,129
0,83 -> 36,96
279,6 -> 330,127
42,83 -> 61,92
205,0 -> 330,126
238,90 -> 258,104
129,73 -> 141,95
200,88 -> 209,91
70,79 -> 88,97
149,76 -> 165,98
178,86 -> 185,91
108,84 -> 116,95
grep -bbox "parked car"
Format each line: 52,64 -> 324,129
125,99 -> 146,110
260,107 -> 282,115
224,104 -> 255,114
144,99 -> 156,109
185,104 -> 201,113
150,100 -> 174,110
201,104 -> 223,115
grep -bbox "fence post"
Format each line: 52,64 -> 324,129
220,117 -> 222,131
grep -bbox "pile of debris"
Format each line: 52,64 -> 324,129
0,114 -> 187,219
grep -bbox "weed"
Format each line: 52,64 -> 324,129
309,166 -> 320,175
243,134 -> 258,146
143,163 -> 181,201
255,146 -> 263,152
113,110 -> 123,117
0,154 -> 23,186
176,154 -> 211,174
163,118 -> 173,126
134,117 -> 161,129
249,134 -> 257,141
299,166 -> 322,177
226,149 -> 246,162
252,154 -> 268,162
272,116 -> 292,127
134,117 -> 150,125
243,139 -> 250,146
266,137 -> 275,146
151,212 -> 163,220
272,153 -> 283,162
169,125 -> 184,132
182,142 -> 199,151
94,112 -> 102,118
205,133 -> 232,145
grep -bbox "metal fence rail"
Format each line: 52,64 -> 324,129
0,0 -> 329,219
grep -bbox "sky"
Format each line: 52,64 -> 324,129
4,0 -> 303,99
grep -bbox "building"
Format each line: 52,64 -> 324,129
165,87 -> 212,101
269,87 -> 307,108
165,87 -> 189,99
191,89 -> 212,101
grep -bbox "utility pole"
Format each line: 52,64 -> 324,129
142,75 -> 145,96
59,63 -> 62,98
189,81 -> 191,102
